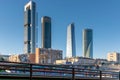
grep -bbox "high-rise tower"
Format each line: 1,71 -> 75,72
83,29 -> 93,58
66,23 -> 76,58
24,1 -> 36,54
41,16 -> 51,48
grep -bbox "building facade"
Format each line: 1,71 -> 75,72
41,16 -> 51,48
107,52 -> 120,64
55,57 -> 95,65
83,29 -> 93,58
35,48 -> 62,64
66,23 -> 76,58
24,1 -> 36,54
8,54 -> 29,62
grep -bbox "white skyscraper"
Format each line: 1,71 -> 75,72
66,23 -> 76,58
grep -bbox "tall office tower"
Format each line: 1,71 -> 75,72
83,29 -> 93,58
24,1 -> 36,54
66,23 -> 76,58
41,16 -> 51,48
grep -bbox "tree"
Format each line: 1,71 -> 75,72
0,56 -> 4,61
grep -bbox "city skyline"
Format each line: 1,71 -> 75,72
0,0 -> 120,59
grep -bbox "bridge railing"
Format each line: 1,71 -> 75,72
0,61 -> 119,80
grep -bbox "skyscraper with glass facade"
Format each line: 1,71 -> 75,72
24,1 -> 36,54
83,29 -> 93,58
66,23 -> 76,58
41,16 -> 51,48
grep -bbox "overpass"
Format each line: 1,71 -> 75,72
0,61 -> 119,80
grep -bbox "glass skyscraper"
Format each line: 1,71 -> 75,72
41,16 -> 51,48
83,29 -> 93,58
66,23 -> 76,58
24,1 -> 36,54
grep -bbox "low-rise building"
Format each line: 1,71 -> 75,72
55,57 -> 95,65
95,58 -> 108,65
35,48 -> 62,64
8,54 -> 29,62
107,52 -> 120,64
8,48 -> 62,64
55,60 -> 66,65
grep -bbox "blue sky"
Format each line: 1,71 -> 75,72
0,0 -> 120,59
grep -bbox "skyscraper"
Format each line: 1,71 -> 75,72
66,23 -> 76,58
24,1 -> 36,54
83,29 -> 93,58
41,16 -> 51,48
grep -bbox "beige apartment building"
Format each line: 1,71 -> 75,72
35,48 -> 62,64
107,52 -> 120,63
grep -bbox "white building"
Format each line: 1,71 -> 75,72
55,57 -> 95,65
66,23 -> 76,58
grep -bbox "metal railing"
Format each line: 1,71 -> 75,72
0,61 -> 119,80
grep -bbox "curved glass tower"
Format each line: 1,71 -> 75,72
66,23 -> 76,58
83,29 -> 93,58
24,1 -> 36,54
41,16 -> 51,48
